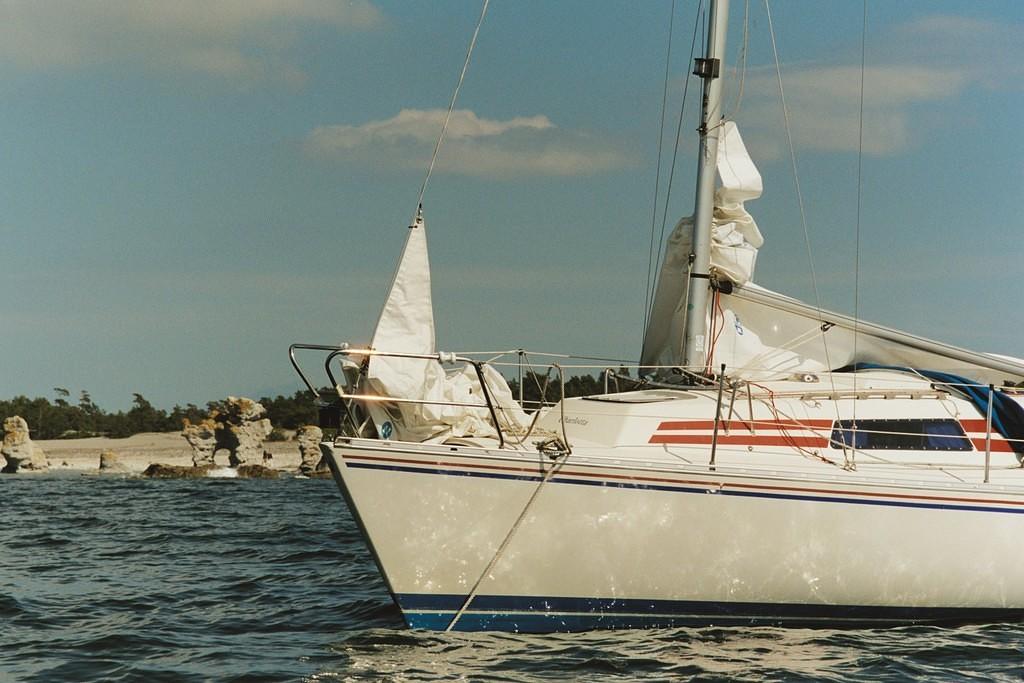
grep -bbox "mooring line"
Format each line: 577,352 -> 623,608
444,451 -> 567,632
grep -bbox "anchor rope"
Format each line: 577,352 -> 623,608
444,451 -> 569,632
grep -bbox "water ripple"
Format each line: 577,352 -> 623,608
2,476 -> 1022,681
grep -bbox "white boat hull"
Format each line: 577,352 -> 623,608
324,437 -> 1024,631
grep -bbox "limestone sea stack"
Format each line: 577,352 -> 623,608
182,418 -> 218,467
98,449 -> 131,474
1,416 -> 48,473
174,397 -> 274,478
297,425 -> 328,476
217,396 -> 273,467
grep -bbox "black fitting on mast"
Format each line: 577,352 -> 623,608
693,57 -> 721,79
711,278 -> 733,294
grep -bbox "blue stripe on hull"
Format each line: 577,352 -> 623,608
344,460 -> 1024,515
395,593 -> 1024,632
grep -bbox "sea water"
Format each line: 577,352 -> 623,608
3,474 -> 1022,682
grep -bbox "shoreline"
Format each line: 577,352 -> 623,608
31,432 -> 303,473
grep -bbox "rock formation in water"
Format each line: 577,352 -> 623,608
297,425 -> 328,476
1,416 -> 48,473
144,463 -> 215,478
179,397 -> 272,469
98,450 -> 130,474
142,462 -> 278,479
182,418 -> 218,467
217,396 -> 273,467
235,464 -> 279,479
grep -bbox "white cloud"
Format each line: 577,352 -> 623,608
733,14 -> 1024,157
770,65 -> 966,106
0,0 -> 382,84
738,64 -> 970,156
308,109 -> 554,149
894,15 -> 1024,86
305,108 -> 630,178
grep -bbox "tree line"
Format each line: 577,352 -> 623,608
0,388 -> 319,441
1,372 -> 628,440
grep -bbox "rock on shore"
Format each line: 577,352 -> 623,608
2,416 -> 48,473
31,432 -> 299,474
98,450 -> 130,474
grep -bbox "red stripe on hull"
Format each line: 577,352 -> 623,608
969,439 -> 1015,453
649,434 -> 828,447
656,419 -> 834,431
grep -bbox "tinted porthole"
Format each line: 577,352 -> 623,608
829,418 -> 971,451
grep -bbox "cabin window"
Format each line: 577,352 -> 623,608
829,418 -> 971,451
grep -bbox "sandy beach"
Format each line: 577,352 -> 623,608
34,432 -> 303,473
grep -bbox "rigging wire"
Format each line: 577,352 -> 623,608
644,2 -> 705,334
851,0 -> 869,462
643,0 -> 678,336
413,0 -> 490,222
763,1 -> 842,402
724,0 -> 750,122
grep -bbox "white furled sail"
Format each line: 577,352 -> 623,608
712,284 -> 1024,385
366,216 -> 529,442
639,118 -> 1024,386
641,121 -> 763,370
711,122 -> 763,284
365,216 -> 445,441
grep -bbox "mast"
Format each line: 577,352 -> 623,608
682,0 -> 730,373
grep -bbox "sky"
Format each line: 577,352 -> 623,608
2,0 -> 1023,411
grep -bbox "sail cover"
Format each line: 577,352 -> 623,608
640,120 -> 1024,388
365,216 -> 529,442
711,121 -> 764,284
641,122 -> 763,370
713,284 -> 1024,386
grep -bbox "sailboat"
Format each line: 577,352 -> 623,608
290,0 -> 1024,631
